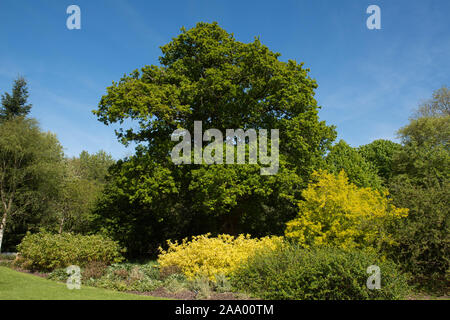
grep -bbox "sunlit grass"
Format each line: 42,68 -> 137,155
0,266 -> 165,300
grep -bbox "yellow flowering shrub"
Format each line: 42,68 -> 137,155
157,233 -> 283,280
285,170 -> 408,249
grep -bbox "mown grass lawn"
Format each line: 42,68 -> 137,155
0,267 -> 165,300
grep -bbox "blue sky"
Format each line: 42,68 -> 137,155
0,0 -> 448,159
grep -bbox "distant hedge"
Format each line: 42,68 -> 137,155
17,232 -> 124,271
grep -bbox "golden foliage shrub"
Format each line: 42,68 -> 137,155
157,233 -> 283,280
285,170 -> 408,249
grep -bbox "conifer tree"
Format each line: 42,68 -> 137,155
0,77 -> 32,121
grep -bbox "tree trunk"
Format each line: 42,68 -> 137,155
0,194 -> 13,253
222,209 -> 240,236
0,210 -> 8,253
58,216 -> 65,234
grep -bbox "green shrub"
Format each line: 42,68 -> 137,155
387,177 -> 449,286
82,262 -> 164,292
0,260 -> 13,267
231,244 -> 410,300
190,276 -> 212,299
163,273 -> 189,293
213,274 -> 232,293
139,261 -> 161,280
129,278 -> 163,292
0,253 -> 16,261
16,232 -> 124,271
92,278 -> 129,291
47,268 -> 69,282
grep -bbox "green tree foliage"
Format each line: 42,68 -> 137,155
413,85 -> 449,119
92,22 -> 336,257
394,115 -> 449,185
325,140 -> 383,190
386,86 -> 450,282
92,149 -> 182,257
0,77 -> 32,121
71,150 -> 114,183
187,160 -> 302,236
0,118 -> 64,252
51,165 -> 99,234
358,139 -> 402,183
50,150 -> 114,234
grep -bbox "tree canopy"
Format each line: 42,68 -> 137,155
325,140 -> 383,190
0,118 -> 64,252
0,77 -> 32,121
386,86 -> 450,281
92,22 -> 336,256
413,85 -> 449,119
358,139 -> 402,184
50,150 -> 114,234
